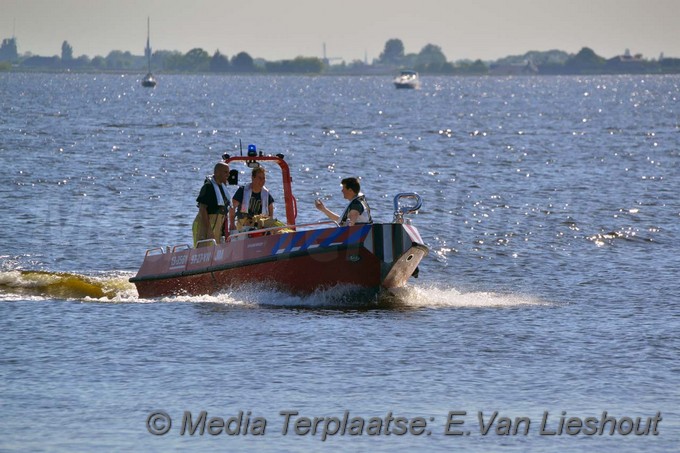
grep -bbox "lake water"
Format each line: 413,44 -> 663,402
1,73 -> 678,452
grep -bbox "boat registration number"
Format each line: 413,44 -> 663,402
190,252 -> 212,265
170,255 -> 188,267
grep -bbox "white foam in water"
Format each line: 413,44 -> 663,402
154,282 -> 379,309
85,280 -> 252,305
84,287 -> 148,304
140,283 -> 548,310
389,284 -> 547,309
98,282 -> 380,309
0,293 -> 48,302
0,270 -> 49,288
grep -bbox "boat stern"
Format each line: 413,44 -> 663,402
363,223 -> 428,289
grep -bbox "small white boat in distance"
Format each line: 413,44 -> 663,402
393,70 -> 420,89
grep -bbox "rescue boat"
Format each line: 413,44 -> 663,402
129,152 -> 428,298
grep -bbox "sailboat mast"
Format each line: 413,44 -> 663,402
145,17 -> 152,72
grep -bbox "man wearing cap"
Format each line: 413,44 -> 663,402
192,162 -> 232,247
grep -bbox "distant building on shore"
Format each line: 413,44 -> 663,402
489,60 -> 539,76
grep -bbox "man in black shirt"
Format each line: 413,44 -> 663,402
192,162 -> 232,247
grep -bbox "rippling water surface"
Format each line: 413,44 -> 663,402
1,73 -> 678,452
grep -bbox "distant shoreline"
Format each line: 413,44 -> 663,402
2,41 -> 679,75
3,68 -> 680,76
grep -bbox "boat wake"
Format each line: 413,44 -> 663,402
0,270 -> 547,309
0,270 -> 138,302
385,285 -> 547,309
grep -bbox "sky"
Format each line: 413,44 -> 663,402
2,0 -> 679,62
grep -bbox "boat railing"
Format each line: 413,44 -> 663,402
144,242 -> 204,256
145,247 -> 166,256
393,192 -> 423,223
194,239 -> 217,248
143,221 -> 340,256
228,220 -> 338,241
171,244 -> 191,253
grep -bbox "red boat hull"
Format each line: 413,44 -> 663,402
130,223 -> 427,298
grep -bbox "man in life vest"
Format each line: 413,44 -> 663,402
192,162 -> 232,247
314,177 -> 373,226
229,166 -> 275,232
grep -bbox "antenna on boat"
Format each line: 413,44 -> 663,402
239,139 -> 243,156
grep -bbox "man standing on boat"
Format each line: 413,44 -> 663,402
315,177 -> 372,226
229,166 -> 275,230
192,162 -> 232,247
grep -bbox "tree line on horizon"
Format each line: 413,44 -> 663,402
1,37 -> 679,75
